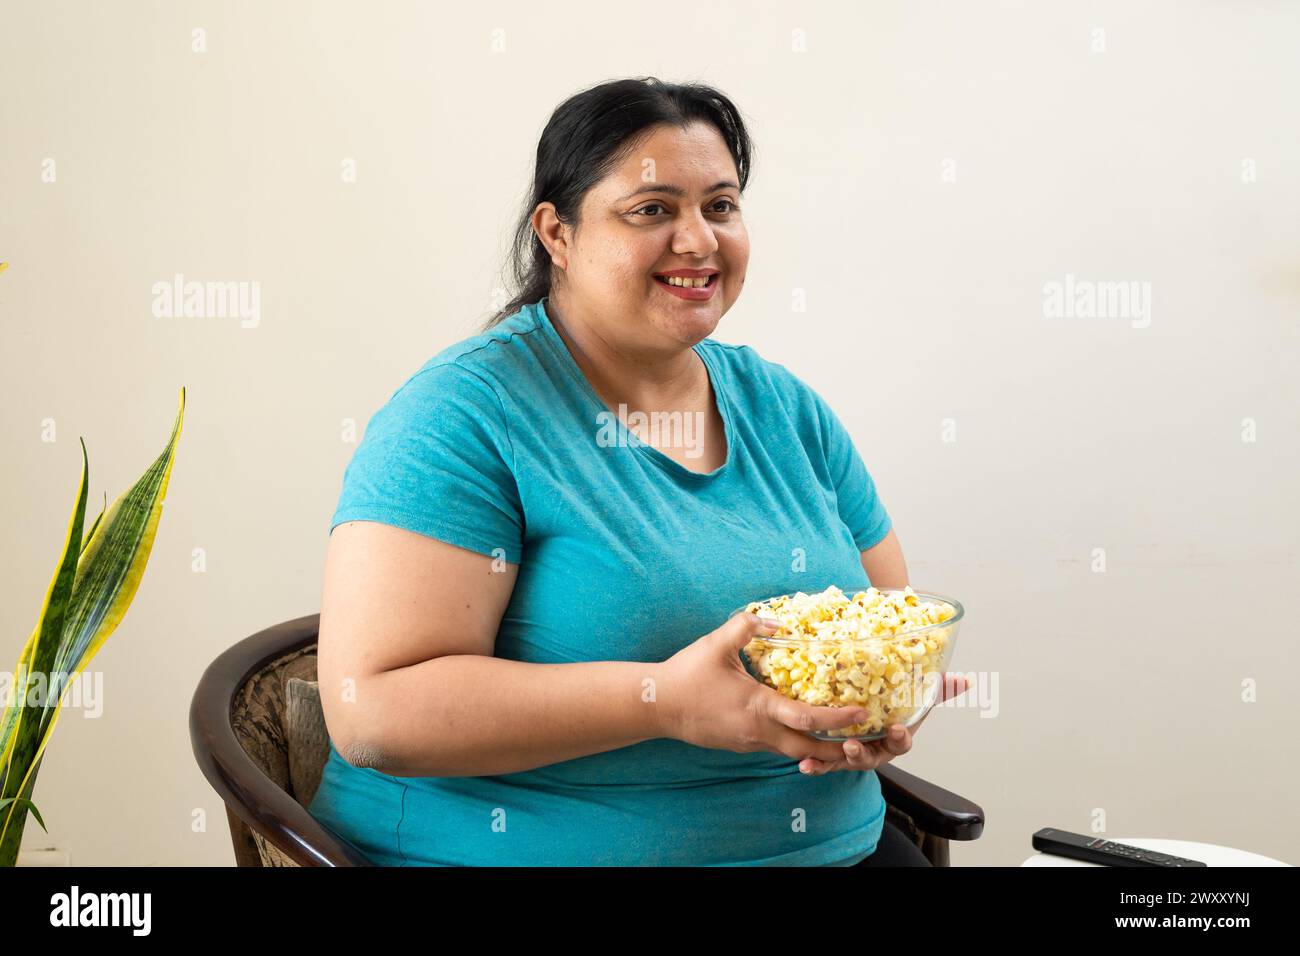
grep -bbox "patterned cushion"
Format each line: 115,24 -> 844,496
285,677 -> 329,807
228,647 -> 319,866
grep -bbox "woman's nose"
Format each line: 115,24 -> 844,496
670,208 -> 720,257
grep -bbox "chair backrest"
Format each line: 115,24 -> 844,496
190,614 -> 374,866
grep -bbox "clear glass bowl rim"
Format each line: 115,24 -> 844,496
729,586 -> 965,648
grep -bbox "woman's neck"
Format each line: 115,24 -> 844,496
546,293 -> 708,413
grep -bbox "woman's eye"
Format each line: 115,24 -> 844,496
633,199 -> 739,218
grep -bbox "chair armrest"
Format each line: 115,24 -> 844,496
876,763 -> 984,841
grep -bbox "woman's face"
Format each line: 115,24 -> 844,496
538,121 -> 750,353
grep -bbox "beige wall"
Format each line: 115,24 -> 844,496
1,0 -> 1296,866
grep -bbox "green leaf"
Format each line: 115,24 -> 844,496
0,798 -> 46,833
1,387 -> 185,855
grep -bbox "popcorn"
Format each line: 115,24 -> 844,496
742,585 -> 958,739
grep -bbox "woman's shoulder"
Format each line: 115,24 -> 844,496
697,334 -> 820,411
699,333 -> 856,459
392,302 -> 552,404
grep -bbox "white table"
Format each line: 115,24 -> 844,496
1022,837 -> 1291,867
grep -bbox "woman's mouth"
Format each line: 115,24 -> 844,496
653,273 -> 719,301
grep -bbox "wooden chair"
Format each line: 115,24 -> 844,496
190,614 -> 984,866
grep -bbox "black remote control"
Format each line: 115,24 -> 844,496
1031,828 -> 1207,867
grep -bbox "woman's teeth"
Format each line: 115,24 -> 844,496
656,275 -> 714,288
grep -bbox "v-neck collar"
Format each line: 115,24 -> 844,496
533,297 -> 734,482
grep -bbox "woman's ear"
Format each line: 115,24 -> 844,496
532,202 -> 569,271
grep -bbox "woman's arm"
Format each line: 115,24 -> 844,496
316,520 -> 666,778
860,527 -> 909,589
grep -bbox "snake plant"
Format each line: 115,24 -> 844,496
0,387 -> 185,866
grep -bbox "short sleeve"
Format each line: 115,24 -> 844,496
808,387 -> 893,552
330,362 -> 525,564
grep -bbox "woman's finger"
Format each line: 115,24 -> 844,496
773,724 -> 862,764
939,672 -> 968,703
800,751 -> 851,774
907,673 -> 967,737
800,757 -> 841,774
803,744 -> 889,775
794,675 -> 968,773
883,724 -> 912,755
761,695 -> 873,761
803,724 -> 913,774
841,740 -> 876,771
845,730 -> 905,767
766,692 -> 868,736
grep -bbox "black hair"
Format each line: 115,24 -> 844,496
482,76 -> 755,329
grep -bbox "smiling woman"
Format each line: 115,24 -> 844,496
309,76 -> 917,867
489,76 -> 753,334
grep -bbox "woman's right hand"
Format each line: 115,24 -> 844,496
656,611 -> 870,768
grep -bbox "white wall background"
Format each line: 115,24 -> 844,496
1,0 -> 1296,866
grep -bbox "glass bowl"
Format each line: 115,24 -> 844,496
733,587 -> 964,742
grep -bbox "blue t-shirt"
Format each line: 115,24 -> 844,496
308,296 -> 894,866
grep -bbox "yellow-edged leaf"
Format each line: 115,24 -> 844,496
1,388 -> 185,849
0,439 -> 89,841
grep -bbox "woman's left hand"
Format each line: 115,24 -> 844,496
798,673 -> 969,775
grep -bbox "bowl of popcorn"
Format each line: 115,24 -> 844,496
737,584 -> 964,742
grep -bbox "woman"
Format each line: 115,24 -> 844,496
308,76 -> 961,867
